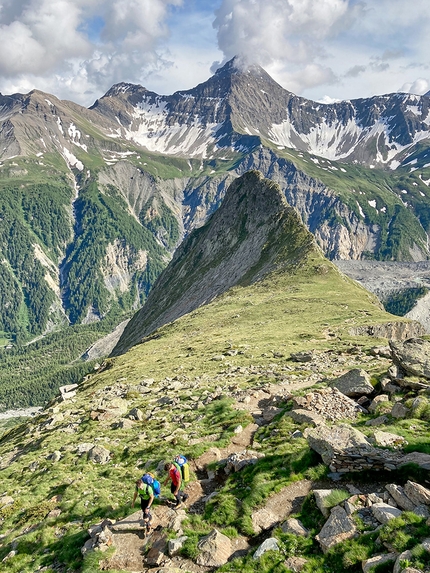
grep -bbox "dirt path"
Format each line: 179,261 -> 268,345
101,384 -> 315,571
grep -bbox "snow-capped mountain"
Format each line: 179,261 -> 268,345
0,57 -> 429,342
89,57 -> 430,167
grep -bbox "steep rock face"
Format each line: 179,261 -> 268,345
111,170 -> 317,356
90,58 -> 430,167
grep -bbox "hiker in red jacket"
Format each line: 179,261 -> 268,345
163,462 -> 188,508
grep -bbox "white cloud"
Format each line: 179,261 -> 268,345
0,0 -> 429,106
0,0 -> 183,104
212,0 -> 430,102
399,78 -> 430,95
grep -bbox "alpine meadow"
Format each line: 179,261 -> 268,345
0,58 -> 430,573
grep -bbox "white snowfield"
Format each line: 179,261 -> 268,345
103,92 -> 430,164
111,97 -> 223,158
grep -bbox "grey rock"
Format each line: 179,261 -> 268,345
196,529 -> 232,567
306,423 -> 372,465
390,338 -> 430,380
362,553 -> 396,573
371,502 -> 402,524
404,481 -> 430,506
368,395 -> 390,413
414,504 -> 430,518
281,518 -> 309,537
128,407 -> 144,421
286,409 -> 325,426
393,550 -> 413,573
48,450 -> 62,462
329,368 -> 374,397
88,445 -> 111,465
365,415 -> 389,426
314,490 -> 336,518
167,536 -> 188,557
315,506 -> 357,553
391,402 -> 410,419
373,430 -> 407,448
253,537 -> 280,560
0,495 -> 14,507
224,450 -> 265,473
290,351 -> 314,362
284,556 -> 308,572
385,484 -> 415,511
398,452 -> 430,470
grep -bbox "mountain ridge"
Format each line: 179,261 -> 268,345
0,56 -> 429,350
112,170 -> 318,356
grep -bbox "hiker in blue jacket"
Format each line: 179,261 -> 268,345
132,478 -> 154,535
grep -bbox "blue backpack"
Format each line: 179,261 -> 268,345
141,472 -> 161,497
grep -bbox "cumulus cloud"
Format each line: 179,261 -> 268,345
211,0 -> 430,101
399,78 -> 430,95
0,0 -> 182,104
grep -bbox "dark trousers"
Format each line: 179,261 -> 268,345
139,497 -> 152,527
171,482 -> 186,505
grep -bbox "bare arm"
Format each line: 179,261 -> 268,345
132,490 -> 138,507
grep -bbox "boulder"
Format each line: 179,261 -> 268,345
389,338 -> 430,380
0,495 -> 14,508
196,529 -> 232,567
368,395 -> 390,413
404,481 -> 430,506
251,508 -> 278,534
315,506 -> 357,553
329,369 -> 374,397
393,550 -> 413,573
371,503 -> 402,524
362,553 -> 396,573
391,402 -> 410,419
88,445 -> 111,464
128,407 -> 144,421
306,423 -> 372,465
373,430 -> 407,449
385,484 -> 415,511
365,415 -> 389,426
398,452 -> 430,470
284,556 -> 308,572
281,518 -> 309,537
313,490 -> 336,518
286,409 -> 325,426
224,450 -> 264,473
167,536 -> 188,557
253,538 -> 279,560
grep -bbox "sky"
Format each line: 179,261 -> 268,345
0,0 -> 429,107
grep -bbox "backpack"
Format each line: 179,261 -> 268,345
141,472 -> 161,497
173,455 -> 190,482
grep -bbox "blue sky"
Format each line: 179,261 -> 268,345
0,0 -> 428,106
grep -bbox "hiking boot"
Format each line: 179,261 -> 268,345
175,501 -> 185,510
182,494 -> 189,502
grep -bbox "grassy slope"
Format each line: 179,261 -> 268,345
0,251 -> 420,573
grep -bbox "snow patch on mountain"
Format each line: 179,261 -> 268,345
122,100 -> 223,157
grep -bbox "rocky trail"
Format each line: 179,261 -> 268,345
82,340 -> 430,573
89,382 -> 317,572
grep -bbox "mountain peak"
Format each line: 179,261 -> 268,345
111,170 -> 318,356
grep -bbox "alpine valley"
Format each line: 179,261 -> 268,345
1,56 -> 430,409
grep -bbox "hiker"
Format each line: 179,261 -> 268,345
132,478 -> 154,534
163,462 -> 188,508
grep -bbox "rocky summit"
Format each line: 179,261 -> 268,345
112,170 -> 317,356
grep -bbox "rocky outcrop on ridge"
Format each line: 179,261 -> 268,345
111,170 -> 317,356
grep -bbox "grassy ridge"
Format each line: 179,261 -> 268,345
0,249 -> 412,572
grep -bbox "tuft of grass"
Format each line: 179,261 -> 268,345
322,489 -> 350,509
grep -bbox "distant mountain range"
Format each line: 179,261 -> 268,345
0,57 -> 429,342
